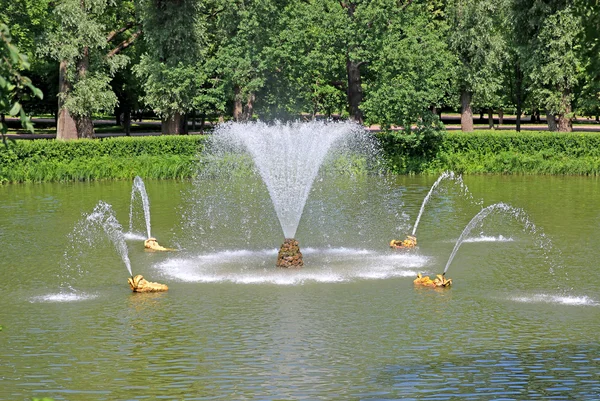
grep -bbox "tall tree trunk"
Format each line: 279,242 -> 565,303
515,63 -> 523,132
557,91 -> 573,132
460,90 -> 474,132
115,105 -> 122,126
498,108 -> 504,126
56,60 -> 78,140
488,108 -> 494,129
546,111 -> 558,132
346,58 -> 363,124
124,108 -> 131,136
73,47 -> 95,139
161,112 -> 184,134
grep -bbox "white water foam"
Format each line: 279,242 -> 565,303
462,235 -> 514,243
124,231 -> 147,241
510,293 -> 598,306
31,292 -> 98,303
156,247 -> 428,285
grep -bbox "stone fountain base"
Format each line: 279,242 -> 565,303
276,238 -> 304,268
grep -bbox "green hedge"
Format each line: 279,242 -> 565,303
378,130 -> 600,175
0,136 -> 206,183
3,131 -> 600,183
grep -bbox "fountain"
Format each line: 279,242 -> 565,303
83,200 -> 168,292
85,200 -> 134,277
202,120 -> 377,267
129,176 -> 152,239
390,171 -> 479,249
443,202 -> 555,275
128,176 -> 172,251
411,171 -> 478,237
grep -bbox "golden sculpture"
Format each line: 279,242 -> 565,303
413,273 -> 452,288
390,235 -> 417,249
144,237 -> 174,251
128,275 -> 169,293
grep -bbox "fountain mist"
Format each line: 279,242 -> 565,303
129,176 -> 152,239
85,201 -> 133,276
412,171 -> 479,236
443,202 -> 554,275
208,121 -> 370,239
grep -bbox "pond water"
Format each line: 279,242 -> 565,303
1,175 -> 599,400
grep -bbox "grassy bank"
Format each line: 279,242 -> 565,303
3,131 -> 600,183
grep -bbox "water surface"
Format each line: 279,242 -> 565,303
0,175 -> 599,400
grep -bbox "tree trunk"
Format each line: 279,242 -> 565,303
200,111 -> 206,134
557,91 -> 573,132
75,115 -> 94,138
115,106 -> 122,126
460,90 -> 474,132
498,108 -> 504,126
346,58 -> 363,124
73,47 -> 95,139
488,108 -> 494,129
515,63 -> 523,132
244,93 -> 255,121
557,113 -> 572,132
161,112 -> 184,134
56,60 -> 78,140
546,111 -> 558,132
233,86 -> 243,122
124,108 -> 131,136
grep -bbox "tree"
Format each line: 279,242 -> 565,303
135,0 -> 213,134
448,0 -> 509,132
0,23 -> 43,145
526,6 -> 584,132
43,0 -> 139,139
362,1 -> 455,133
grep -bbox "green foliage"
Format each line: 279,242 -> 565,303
0,135 -> 205,183
6,132 -> 600,182
135,0 -> 208,119
42,0 -> 135,120
0,23 -> 43,142
378,130 -> 600,175
362,1 -> 454,135
448,0 -> 509,108
527,6 -> 584,117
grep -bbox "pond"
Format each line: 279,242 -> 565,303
0,174 -> 599,400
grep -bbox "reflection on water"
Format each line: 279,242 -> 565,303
0,176 -> 599,400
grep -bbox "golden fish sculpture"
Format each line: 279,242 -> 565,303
390,235 -> 417,249
413,273 -> 452,288
144,238 -> 175,251
128,275 -> 168,293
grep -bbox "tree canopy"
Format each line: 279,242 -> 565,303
1,0 -> 599,137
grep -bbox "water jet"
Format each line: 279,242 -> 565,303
443,202 -> 554,276
203,120 -> 376,266
391,171 -> 478,250
129,176 -> 152,239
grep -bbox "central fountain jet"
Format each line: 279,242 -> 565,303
209,120 -> 372,267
